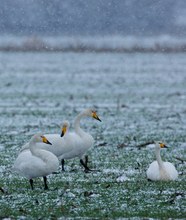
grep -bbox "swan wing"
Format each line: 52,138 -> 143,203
20,132 -> 84,160
44,133 -> 78,157
13,150 -> 47,179
146,161 -> 160,181
163,162 -> 178,180
20,134 -> 68,157
58,132 -> 85,159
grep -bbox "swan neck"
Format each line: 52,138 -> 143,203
74,112 -> 85,134
29,139 -> 35,150
29,140 -> 37,156
29,140 -> 47,162
155,146 -> 164,168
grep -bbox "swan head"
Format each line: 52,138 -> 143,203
31,133 -> 52,145
83,108 -> 101,122
154,141 -> 168,149
60,120 -> 70,137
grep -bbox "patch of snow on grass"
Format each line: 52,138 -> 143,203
103,168 -> 123,174
0,145 -> 5,151
116,174 -> 128,182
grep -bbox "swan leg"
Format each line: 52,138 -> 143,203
84,155 -> 88,167
29,179 -> 34,190
61,159 -> 65,172
43,176 -> 48,190
80,159 -> 92,173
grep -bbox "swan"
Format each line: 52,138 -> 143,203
20,121 -> 70,155
13,133 -> 59,190
146,141 -> 178,181
59,108 -> 102,172
18,109 -> 101,172
19,121 -> 72,172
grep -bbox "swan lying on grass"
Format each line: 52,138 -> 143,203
146,141 -> 178,181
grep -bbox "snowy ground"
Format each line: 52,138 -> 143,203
0,51 -> 185,218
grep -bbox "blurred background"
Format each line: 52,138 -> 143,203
0,0 -> 186,52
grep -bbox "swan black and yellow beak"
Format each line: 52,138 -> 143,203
92,111 -> 102,122
160,143 -> 168,148
41,136 -> 52,145
61,125 -> 67,137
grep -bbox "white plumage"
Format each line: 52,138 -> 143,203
146,141 -> 178,181
13,133 -> 59,190
19,109 -> 101,172
59,108 -> 101,172
20,121 -> 70,156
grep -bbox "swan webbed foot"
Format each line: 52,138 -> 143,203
84,168 -> 92,173
84,168 -> 100,173
80,159 -> 91,172
43,176 -> 49,190
61,159 -> 65,172
80,159 -> 99,173
52,171 -> 59,174
147,178 -> 152,182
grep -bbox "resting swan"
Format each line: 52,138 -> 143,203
146,141 -> 178,181
13,133 -> 59,190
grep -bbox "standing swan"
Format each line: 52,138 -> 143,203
13,134 -> 59,190
20,121 -> 70,154
146,141 -> 178,181
18,109 -> 101,172
59,108 -> 101,172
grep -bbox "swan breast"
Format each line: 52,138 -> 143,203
13,149 -> 58,179
147,161 -> 178,181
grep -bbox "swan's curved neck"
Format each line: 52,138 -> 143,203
74,112 -> 86,136
29,140 -> 47,162
155,145 -> 164,168
29,140 -> 38,155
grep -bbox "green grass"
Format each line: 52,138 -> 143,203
0,148 -> 185,219
0,52 -> 186,219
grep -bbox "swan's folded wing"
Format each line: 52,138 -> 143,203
146,161 -> 160,181
163,162 -> 178,180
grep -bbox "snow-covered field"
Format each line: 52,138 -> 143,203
0,51 -> 185,218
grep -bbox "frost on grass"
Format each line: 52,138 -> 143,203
116,174 -> 129,182
0,52 -> 186,218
